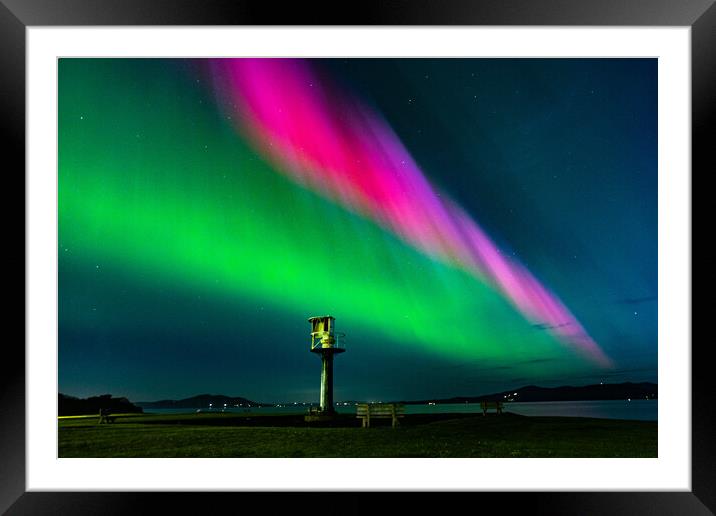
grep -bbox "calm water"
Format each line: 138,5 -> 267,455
145,399 -> 657,421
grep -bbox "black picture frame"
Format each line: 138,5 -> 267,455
4,0 -> 710,514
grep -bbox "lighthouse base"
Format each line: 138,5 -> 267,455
304,413 -> 339,423
304,404 -> 337,422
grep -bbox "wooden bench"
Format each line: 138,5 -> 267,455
98,408 -> 116,424
480,400 -> 504,415
356,403 -> 405,428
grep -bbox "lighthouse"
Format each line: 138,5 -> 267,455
308,315 -> 345,414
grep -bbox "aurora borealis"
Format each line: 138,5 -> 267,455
59,58 -> 657,402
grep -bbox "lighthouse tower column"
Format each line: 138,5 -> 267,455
319,350 -> 334,413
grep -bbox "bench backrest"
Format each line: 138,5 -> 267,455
356,403 -> 405,416
480,401 -> 504,408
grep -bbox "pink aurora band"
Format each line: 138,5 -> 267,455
210,58 -> 612,367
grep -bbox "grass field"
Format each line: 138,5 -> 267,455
58,412 -> 657,458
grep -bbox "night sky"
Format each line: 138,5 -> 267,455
58,58 -> 657,403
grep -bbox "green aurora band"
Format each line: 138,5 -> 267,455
59,59 -> 609,386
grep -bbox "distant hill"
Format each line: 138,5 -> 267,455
59,393 -> 144,416
136,394 -> 266,409
132,382 -> 657,409
402,382 -> 657,404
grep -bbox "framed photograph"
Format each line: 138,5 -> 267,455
6,0 -> 711,513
